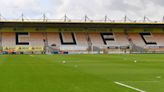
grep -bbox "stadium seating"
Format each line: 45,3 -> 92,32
2,32 -> 16,47
128,33 -> 146,47
46,32 -> 60,46
152,33 -> 164,46
89,32 -> 104,48
1,31 -> 164,54
30,32 -> 44,46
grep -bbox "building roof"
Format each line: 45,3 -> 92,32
0,20 -> 164,28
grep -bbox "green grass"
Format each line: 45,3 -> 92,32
0,54 -> 163,92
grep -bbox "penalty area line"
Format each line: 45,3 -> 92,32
114,81 -> 146,92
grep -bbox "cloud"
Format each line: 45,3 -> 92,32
0,0 -> 164,21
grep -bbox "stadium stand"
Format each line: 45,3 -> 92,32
2,32 -> 164,54
30,32 -> 44,46
1,31 -> 164,54
0,21 -> 164,54
2,32 -> 16,47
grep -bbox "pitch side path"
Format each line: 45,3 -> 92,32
0,54 -> 163,92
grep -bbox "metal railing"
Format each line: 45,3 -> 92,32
0,19 -> 163,23
0,14 -> 164,23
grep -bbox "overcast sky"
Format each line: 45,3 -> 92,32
0,0 -> 164,21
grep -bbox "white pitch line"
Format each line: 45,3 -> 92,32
114,81 -> 146,92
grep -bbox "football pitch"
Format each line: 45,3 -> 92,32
0,54 -> 163,92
